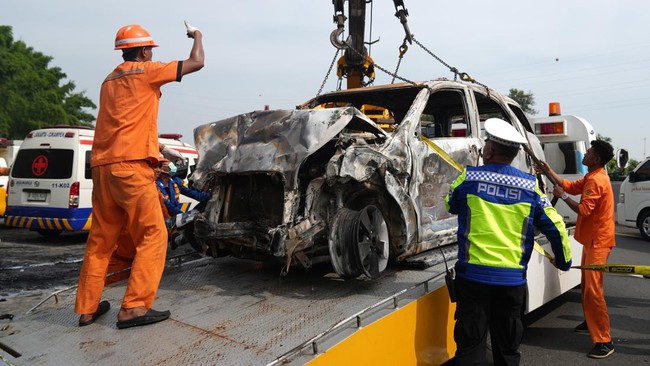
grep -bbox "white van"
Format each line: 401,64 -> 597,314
616,156 -> 650,241
5,126 -> 198,237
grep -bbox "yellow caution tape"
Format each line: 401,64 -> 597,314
534,244 -> 649,275
421,137 -> 464,173
534,242 -> 554,260
572,264 -> 650,276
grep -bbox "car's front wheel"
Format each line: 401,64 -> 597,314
328,205 -> 389,279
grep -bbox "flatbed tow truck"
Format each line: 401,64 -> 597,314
0,2 -> 602,365
0,100 -> 593,365
1,233 -> 576,365
0,250 -> 456,365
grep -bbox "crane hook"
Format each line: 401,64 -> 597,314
330,27 -> 351,50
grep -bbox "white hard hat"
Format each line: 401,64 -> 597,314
484,118 -> 527,147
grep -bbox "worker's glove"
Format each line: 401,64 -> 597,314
161,146 -> 183,163
184,20 -> 200,38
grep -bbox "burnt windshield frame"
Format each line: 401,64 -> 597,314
421,89 -> 471,138
508,103 -> 535,134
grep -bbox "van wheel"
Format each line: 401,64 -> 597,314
639,211 -> 650,241
37,229 -> 63,238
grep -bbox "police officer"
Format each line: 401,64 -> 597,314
445,118 -> 573,365
156,159 -> 211,217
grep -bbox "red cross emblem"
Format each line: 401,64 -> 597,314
32,155 -> 48,176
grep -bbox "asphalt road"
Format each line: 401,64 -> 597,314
0,226 -> 87,295
0,224 -> 199,316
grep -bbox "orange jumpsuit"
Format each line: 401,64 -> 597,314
105,192 -> 172,285
562,167 -> 615,343
75,59 -> 182,314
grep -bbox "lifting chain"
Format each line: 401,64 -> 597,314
391,38 -> 409,84
411,36 -> 491,91
345,44 -> 417,86
368,55 -> 416,86
316,48 -> 341,97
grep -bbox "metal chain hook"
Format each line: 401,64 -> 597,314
399,41 -> 409,58
392,38 -> 409,84
330,28 -> 351,50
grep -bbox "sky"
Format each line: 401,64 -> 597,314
3,0 -> 650,161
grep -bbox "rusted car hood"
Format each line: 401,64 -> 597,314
191,108 -> 386,190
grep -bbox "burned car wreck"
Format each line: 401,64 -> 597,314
191,79 -> 544,279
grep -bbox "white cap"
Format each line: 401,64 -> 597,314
484,118 -> 527,147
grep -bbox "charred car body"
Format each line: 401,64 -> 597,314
191,79 -> 546,279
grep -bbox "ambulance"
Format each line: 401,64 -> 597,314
4,126 -> 198,237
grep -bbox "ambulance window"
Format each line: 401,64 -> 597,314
85,150 -> 92,179
11,149 -> 74,179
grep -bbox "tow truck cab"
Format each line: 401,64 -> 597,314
531,103 -> 597,224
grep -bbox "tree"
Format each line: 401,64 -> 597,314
0,26 -> 96,139
608,157 -> 638,181
596,134 -> 637,180
508,88 -> 537,115
597,134 -> 612,144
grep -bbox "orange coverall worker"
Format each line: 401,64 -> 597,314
562,167 -> 615,344
75,59 -> 183,314
104,189 -> 172,285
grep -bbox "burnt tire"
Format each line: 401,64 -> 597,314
329,208 -> 363,279
328,205 -> 389,279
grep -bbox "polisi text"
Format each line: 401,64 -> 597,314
477,182 -> 522,200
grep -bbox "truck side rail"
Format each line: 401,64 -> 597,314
268,269 -> 448,365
